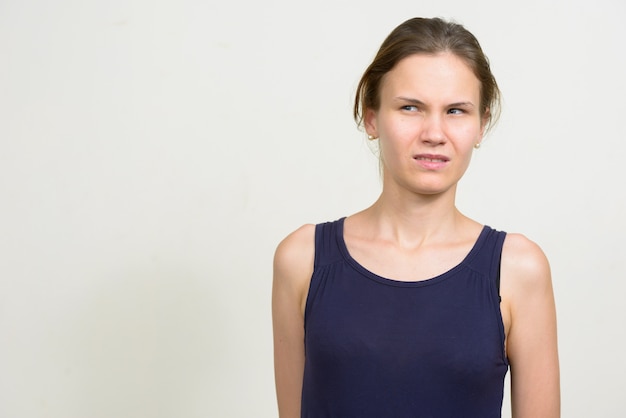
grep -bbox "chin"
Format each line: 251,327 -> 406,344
410,183 -> 456,197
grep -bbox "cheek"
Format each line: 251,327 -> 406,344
379,122 -> 415,148
451,121 -> 482,143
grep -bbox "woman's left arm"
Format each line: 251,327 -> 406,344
500,234 -> 560,418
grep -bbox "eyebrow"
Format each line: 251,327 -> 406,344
394,96 -> 476,108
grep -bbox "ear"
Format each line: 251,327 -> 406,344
364,108 -> 378,138
479,107 -> 491,138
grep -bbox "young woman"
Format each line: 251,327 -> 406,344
272,17 -> 559,418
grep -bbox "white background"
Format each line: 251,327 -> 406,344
1,0 -> 625,417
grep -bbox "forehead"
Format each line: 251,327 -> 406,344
380,53 -> 481,103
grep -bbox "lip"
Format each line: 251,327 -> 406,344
413,153 -> 450,170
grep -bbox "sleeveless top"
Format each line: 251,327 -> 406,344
301,218 -> 509,418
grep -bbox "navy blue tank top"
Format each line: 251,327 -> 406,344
301,218 -> 509,417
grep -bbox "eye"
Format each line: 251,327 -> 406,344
401,105 -> 419,112
448,108 -> 464,115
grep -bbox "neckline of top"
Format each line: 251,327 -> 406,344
335,216 -> 490,288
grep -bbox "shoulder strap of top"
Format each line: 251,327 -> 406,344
491,229 -> 507,296
314,218 -> 345,268
467,226 -> 507,296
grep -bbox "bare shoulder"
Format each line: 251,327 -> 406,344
273,224 -> 316,311
501,232 -> 551,290
274,224 -> 316,277
500,232 -> 556,340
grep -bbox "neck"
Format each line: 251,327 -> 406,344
363,184 -> 468,247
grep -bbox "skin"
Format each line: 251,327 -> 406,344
272,52 -> 560,418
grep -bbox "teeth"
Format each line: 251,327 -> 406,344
417,157 -> 445,162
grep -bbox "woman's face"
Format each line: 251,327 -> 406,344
365,52 -> 486,197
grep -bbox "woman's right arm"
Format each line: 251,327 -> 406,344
272,224 -> 316,418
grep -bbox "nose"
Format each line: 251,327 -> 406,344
420,114 -> 446,146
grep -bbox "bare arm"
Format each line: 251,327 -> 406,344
500,234 -> 560,418
272,224 -> 315,418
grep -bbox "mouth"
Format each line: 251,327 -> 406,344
413,154 -> 449,163
412,154 -> 450,170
